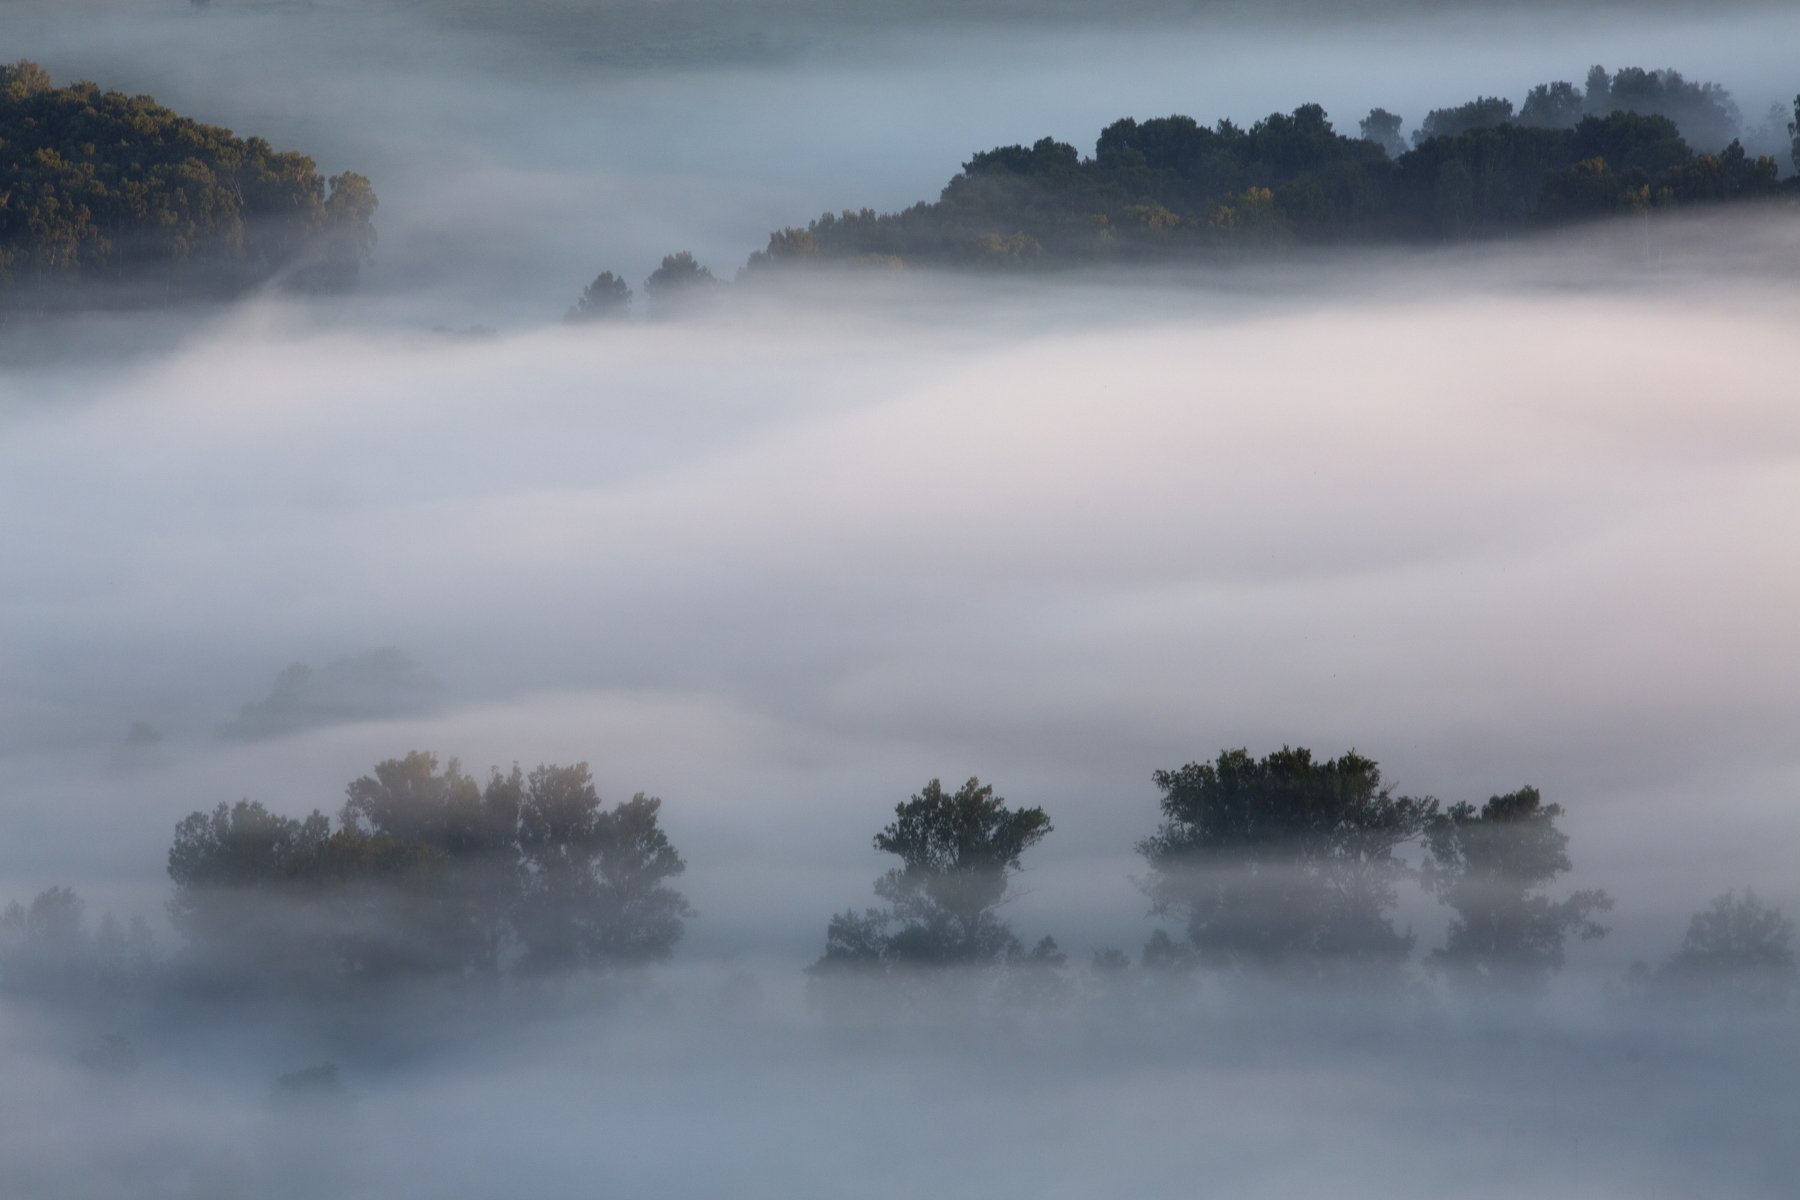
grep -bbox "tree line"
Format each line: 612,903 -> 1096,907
0,60 -> 377,305
571,69 -> 1800,309
2,746 -> 1793,1014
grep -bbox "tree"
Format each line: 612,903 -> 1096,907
1,62 -> 376,302
566,270 -> 632,321
642,251 -> 717,313
165,753 -> 690,990
513,764 -> 690,971
1642,890 -> 1796,1009
1415,96 -> 1515,146
1358,108 -> 1406,158
1137,748 -> 1436,981
1422,788 -> 1611,995
813,777 -> 1054,973
339,751 -> 522,975
1520,82 -> 1584,129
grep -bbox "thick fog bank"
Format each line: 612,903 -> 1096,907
1,970 -> 1796,1199
3,214 -> 1797,966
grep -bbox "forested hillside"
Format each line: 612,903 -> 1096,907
740,68 -> 1798,273
0,60 -> 376,305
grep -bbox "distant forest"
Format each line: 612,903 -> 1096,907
3,747 -> 1794,1021
733,66 -> 1799,274
0,60 -> 377,305
571,66 -> 1800,315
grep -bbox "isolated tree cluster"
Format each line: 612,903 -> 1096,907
163,752 -> 688,992
2,745 -> 1792,1019
807,748 -> 1792,1014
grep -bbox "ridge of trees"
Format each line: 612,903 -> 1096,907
0,60 -> 378,306
2,745 -> 1794,1018
724,66 -> 1792,277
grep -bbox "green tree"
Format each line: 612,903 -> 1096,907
166,754 -> 689,989
565,270 -> 632,321
1422,788 -> 1611,994
1415,96 -> 1515,145
1,61 -> 376,302
1520,82 -> 1584,129
1138,748 -> 1436,981
166,800 -> 340,987
813,777 -> 1055,973
513,764 -> 690,971
340,751 -> 522,975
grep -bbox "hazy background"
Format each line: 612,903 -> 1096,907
2,2 -> 1798,1196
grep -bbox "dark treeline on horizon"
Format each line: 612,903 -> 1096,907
3,746 -> 1794,1029
733,66 -> 1800,274
568,67 -> 1800,317
6,55 -> 1799,321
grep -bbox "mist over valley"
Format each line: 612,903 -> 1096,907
2,2 -> 1798,1196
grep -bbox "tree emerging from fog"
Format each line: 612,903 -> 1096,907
1138,748 -> 1436,981
566,270 -> 632,322
165,752 -> 687,991
814,777 -> 1059,976
1422,787 -> 1612,995
1635,890 -> 1797,1010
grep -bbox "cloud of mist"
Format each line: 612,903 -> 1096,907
3,214 -> 1797,967
4,4 -> 1800,1188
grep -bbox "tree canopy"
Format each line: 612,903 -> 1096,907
165,752 -> 687,991
813,777 -> 1057,975
741,63 -> 1789,276
566,270 -> 632,322
1422,787 -> 1612,994
0,59 -> 377,305
1138,747 -> 1437,980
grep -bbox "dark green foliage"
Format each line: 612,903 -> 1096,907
1422,788 -> 1611,994
514,766 -> 690,971
1520,81 -> 1584,130
1138,748 -> 1436,980
566,270 -> 632,321
1414,96 -> 1516,146
0,59 -> 376,304
813,777 -> 1054,973
165,752 -> 688,991
1594,66 -> 1740,153
745,64 -> 1781,276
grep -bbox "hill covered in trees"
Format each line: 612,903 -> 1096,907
0,60 -> 377,307
731,67 -> 1798,275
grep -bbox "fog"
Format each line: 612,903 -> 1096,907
5,1 -> 1800,1196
